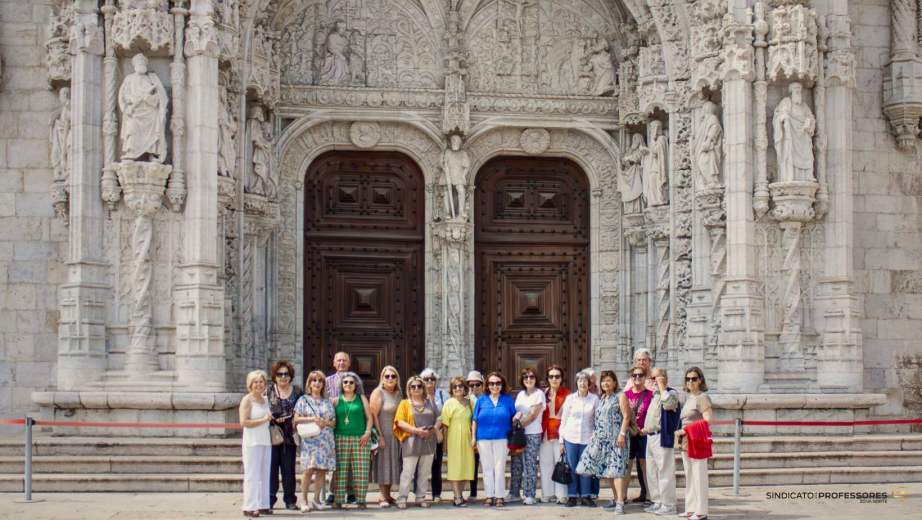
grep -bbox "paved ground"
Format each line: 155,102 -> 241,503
3,484 -> 920,520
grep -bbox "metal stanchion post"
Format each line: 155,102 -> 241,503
733,417 -> 743,496
13,416 -> 44,504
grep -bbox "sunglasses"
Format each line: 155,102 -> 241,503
631,374 -> 645,379
383,374 -> 398,380
276,372 -> 290,378
488,381 -> 503,387
409,384 -> 423,390
547,374 -> 562,380
523,375 -> 536,380
685,376 -> 700,383
468,383 -> 482,388
342,380 -> 355,386
452,384 -> 465,390
309,378 -> 324,383
422,377 -> 436,382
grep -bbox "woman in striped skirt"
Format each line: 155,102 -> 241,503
331,371 -> 373,509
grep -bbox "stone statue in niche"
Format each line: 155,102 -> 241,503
119,53 -> 168,163
773,82 -> 816,183
442,135 -> 470,221
50,87 -> 71,182
247,106 -> 277,199
643,120 -> 669,207
218,86 -> 237,179
580,33 -> 616,96
620,133 -> 647,215
694,101 -> 723,190
319,20 -> 351,86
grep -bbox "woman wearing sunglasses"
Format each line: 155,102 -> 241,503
471,372 -> 516,507
394,376 -> 442,509
369,366 -> 402,508
420,367 -> 449,501
266,361 -> 304,511
293,371 -> 337,512
441,377 -> 475,507
624,364 -> 653,507
539,365 -> 570,504
331,372 -> 373,509
507,367 -> 545,505
675,367 -> 713,520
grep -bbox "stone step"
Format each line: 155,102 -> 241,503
2,466 -> 922,493
3,433 -> 920,457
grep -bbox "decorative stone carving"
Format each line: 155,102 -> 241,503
773,82 -> 816,183
51,87 -> 72,183
247,20 -> 279,107
620,133 -> 647,215
46,0 -> 73,85
579,34 -> 616,96
349,122 -> 381,149
111,1 -> 173,54
767,1 -> 818,83
883,0 -> 922,150
753,1 -> 771,219
114,160 -> 173,375
218,84 -> 237,179
183,16 -> 219,58
520,128 -> 550,154
643,121 -> 668,207
433,220 -> 474,379
442,135 -> 470,221
119,54 -> 169,163
246,106 -> 278,200
688,0 -> 727,93
694,101 -> 722,190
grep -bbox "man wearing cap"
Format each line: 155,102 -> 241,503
466,370 -> 484,501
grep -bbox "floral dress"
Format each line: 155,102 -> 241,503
294,394 -> 337,471
575,392 -> 630,479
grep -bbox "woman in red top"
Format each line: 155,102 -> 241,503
624,364 -> 654,505
538,365 -> 571,504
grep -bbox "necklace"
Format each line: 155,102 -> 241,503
412,399 -> 427,414
342,395 -> 356,425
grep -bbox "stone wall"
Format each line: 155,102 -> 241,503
0,0 -> 64,434
851,0 -> 922,424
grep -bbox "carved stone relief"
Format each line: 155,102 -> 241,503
349,121 -> 381,149
118,54 -> 169,163
46,0 -> 73,85
520,128 -> 550,154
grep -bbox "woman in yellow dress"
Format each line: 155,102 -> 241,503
441,376 -> 475,507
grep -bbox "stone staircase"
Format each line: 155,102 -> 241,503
1,433 -> 921,493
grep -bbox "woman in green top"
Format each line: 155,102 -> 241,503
332,371 -> 374,509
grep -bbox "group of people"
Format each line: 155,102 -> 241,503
238,349 -> 714,520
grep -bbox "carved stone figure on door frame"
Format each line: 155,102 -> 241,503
620,133 -> 647,215
119,53 -> 169,163
442,134 -> 471,221
218,86 -> 237,179
580,33 -> 616,96
246,106 -> 277,199
773,81 -> 816,183
319,20 -> 350,86
643,120 -> 669,207
694,100 -> 723,190
50,87 -> 72,182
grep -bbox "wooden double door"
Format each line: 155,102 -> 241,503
303,152 -> 425,389
475,157 -> 591,385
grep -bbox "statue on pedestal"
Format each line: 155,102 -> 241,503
694,101 -> 723,190
773,82 -> 816,182
119,53 -> 168,163
643,120 -> 669,207
620,133 -> 647,215
442,134 -> 470,221
50,87 -> 71,182
246,106 -> 277,199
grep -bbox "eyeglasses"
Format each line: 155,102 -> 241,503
276,372 -> 290,378
523,375 -> 536,380
468,383 -> 482,388
631,374 -> 645,379
409,384 -> 423,390
685,376 -> 700,383
488,381 -> 503,387
547,374 -> 562,380
309,378 -> 324,383
342,380 -> 355,386
422,377 -> 436,382
383,374 -> 398,380
452,384 -> 465,390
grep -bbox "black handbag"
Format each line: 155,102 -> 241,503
507,419 -> 527,450
551,453 -> 573,484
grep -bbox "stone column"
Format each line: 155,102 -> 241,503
645,207 -> 671,364
432,221 -> 474,380
174,0 -> 225,390
716,6 -> 764,392
883,0 -> 922,149
816,8 -> 863,391
58,1 -> 108,391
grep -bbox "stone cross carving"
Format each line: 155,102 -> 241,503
694,101 -> 723,190
442,135 -> 470,221
51,87 -> 72,182
246,106 -> 278,199
773,82 -> 816,182
643,120 -> 669,207
620,133 -> 647,215
119,53 -> 169,163
218,86 -> 237,179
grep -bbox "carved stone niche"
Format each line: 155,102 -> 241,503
111,1 -> 174,56
46,1 -> 73,86
767,1 -> 818,83
247,21 -> 280,109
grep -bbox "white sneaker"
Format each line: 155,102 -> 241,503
504,493 -> 522,503
539,497 -> 550,503
645,503 -> 662,513
311,500 -> 326,511
300,503 -> 310,513
656,506 -> 678,516
613,503 -> 626,515
524,497 -> 536,505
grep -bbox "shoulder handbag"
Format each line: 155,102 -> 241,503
627,390 -> 649,436
551,453 -> 573,485
296,399 -> 322,439
507,418 -> 527,450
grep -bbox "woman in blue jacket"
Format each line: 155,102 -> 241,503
471,371 -> 516,507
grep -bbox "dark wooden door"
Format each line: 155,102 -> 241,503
304,151 -> 425,389
475,157 -> 590,386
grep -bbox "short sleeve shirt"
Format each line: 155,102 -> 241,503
680,392 -> 712,426
472,394 -> 516,441
515,388 -> 546,435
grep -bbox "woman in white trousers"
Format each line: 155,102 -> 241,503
675,367 -> 713,520
471,372 -> 517,507
539,365 -> 570,503
240,370 -> 274,517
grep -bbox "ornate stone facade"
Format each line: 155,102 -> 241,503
1,0 -> 919,432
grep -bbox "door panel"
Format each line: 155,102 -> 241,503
305,152 -> 424,389
475,157 -> 590,386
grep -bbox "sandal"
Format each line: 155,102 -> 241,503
452,497 -> 468,507
496,498 -> 505,508
483,498 -> 494,507
397,503 -> 407,510
387,497 -> 397,505
379,500 -> 390,509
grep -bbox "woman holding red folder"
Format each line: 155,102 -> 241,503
675,367 -> 713,520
